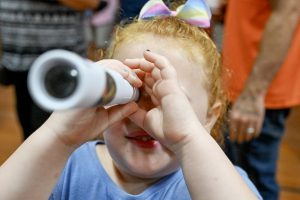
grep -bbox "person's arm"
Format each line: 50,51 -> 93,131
229,0 -> 300,143
58,0 -> 101,10
0,60 -> 141,200
125,52 -> 259,199
0,125 -> 76,200
175,128 -> 259,199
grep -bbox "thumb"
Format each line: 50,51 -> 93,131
107,102 -> 139,125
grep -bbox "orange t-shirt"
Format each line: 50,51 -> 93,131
222,0 -> 300,108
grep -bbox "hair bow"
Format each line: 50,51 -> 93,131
138,0 -> 212,28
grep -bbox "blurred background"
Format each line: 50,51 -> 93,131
0,0 -> 299,200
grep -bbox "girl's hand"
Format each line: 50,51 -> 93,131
124,51 -> 203,151
43,59 -> 142,147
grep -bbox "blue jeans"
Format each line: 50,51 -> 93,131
225,109 -> 290,200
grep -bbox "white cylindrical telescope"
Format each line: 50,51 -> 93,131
28,49 -> 139,111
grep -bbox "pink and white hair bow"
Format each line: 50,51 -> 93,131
138,0 -> 212,28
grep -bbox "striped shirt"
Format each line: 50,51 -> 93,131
0,0 -> 88,71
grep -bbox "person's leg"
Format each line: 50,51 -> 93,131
233,109 -> 290,200
0,66 -> 14,86
11,71 -> 31,138
13,71 -> 51,139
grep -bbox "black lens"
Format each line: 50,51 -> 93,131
44,62 -> 79,99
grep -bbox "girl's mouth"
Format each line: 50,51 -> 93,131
125,132 -> 159,149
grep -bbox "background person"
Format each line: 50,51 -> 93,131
222,0 -> 300,199
0,0 -> 100,139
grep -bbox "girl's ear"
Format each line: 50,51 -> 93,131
204,101 -> 222,132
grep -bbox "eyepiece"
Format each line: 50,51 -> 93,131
44,62 -> 79,99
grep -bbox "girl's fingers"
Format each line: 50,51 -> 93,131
124,58 -> 155,73
151,68 -> 162,81
133,69 -> 146,81
150,93 -> 160,107
108,65 -> 143,88
143,51 -> 177,80
125,52 -> 176,81
144,74 -> 155,88
144,85 -> 160,106
123,68 -> 143,88
127,106 -> 162,140
144,82 -> 153,96
125,53 -> 180,104
107,102 -> 139,126
127,106 -> 147,128
144,75 -> 160,105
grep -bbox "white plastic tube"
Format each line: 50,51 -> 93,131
28,49 -> 139,111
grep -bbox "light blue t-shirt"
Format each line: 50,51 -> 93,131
50,141 -> 262,200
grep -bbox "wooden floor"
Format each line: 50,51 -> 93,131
0,85 -> 300,199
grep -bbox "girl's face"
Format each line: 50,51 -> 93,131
103,34 -> 212,180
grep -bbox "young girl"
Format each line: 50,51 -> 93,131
0,1 -> 261,199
